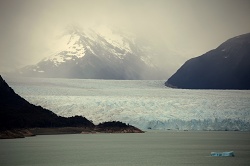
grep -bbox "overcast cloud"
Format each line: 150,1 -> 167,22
0,0 -> 250,72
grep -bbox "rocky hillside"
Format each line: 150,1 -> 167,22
0,75 -> 94,130
166,33 -> 250,89
95,121 -> 143,133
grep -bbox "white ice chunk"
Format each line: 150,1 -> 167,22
211,151 -> 235,157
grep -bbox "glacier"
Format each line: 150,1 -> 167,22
5,76 -> 250,131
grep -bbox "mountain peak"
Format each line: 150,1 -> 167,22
65,24 -> 83,34
17,25 -> 166,79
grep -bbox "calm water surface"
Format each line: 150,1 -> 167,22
0,131 -> 250,166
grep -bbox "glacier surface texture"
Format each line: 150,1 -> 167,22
5,77 -> 250,131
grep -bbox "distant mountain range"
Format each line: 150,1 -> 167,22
166,33 -> 250,89
16,25 -> 166,80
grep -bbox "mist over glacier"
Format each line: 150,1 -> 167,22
5,76 -> 250,131
12,24 -> 177,80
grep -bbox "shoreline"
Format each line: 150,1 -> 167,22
0,126 -> 144,139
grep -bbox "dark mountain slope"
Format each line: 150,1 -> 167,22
0,75 -> 94,130
166,33 -> 250,89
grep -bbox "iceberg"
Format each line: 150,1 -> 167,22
211,151 -> 235,157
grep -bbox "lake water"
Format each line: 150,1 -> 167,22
1,131 -> 250,166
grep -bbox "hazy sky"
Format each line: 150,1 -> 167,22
0,0 -> 250,72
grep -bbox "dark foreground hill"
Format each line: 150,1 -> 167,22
166,33 -> 250,89
0,75 -> 94,130
0,75 -> 143,138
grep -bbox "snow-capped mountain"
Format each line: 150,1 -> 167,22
18,25 -> 165,79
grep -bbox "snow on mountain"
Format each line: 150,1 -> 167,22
5,76 -> 250,131
43,31 -> 86,66
18,25 -> 164,79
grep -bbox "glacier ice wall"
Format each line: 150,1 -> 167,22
5,77 -> 250,131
